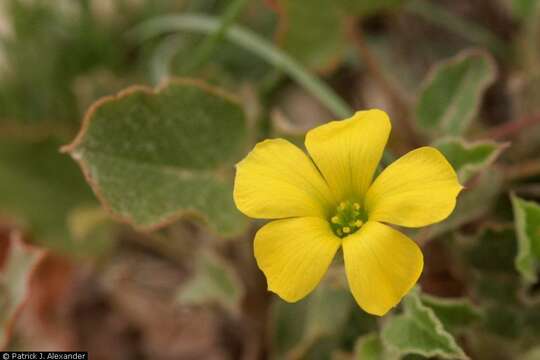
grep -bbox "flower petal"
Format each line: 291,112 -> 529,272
365,146 -> 463,227
305,109 -> 391,201
343,221 -> 423,316
234,138 -> 334,219
254,217 -> 341,302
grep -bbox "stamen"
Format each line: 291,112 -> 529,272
329,200 -> 367,238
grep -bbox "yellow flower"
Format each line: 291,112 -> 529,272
233,109 -> 462,316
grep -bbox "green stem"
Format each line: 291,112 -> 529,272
149,34 -> 186,84
180,0 -> 249,74
128,14 -> 353,119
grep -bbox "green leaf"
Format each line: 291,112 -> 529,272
354,333 -> 384,360
382,288 -> 468,360
271,297 -> 308,358
511,194 -> 540,283
465,227 -> 517,274
0,139 -> 103,255
420,293 -> 483,332
427,169 -> 502,240
483,305 -> 523,339
274,0 -> 345,71
302,280 -> 353,340
473,272 -> 520,306
1,234 -> 45,349
63,79 -> 248,236
293,282 -> 353,359
416,49 -> 496,136
477,301 -> 540,341
433,137 -> 507,182
271,276 -> 353,359
177,250 -> 244,314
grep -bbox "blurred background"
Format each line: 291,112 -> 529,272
1,0 -> 540,359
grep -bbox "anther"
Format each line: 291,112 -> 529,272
330,200 -> 366,237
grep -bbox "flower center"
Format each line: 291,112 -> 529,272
330,200 -> 367,238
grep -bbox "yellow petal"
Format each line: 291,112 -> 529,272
234,138 -> 334,219
254,217 -> 341,302
343,221 -> 423,316
305,109 -> 391,201
365,146 -> 463,227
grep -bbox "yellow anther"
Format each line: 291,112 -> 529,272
331,200 -> 365,237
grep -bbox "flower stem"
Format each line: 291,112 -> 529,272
129,14 -> 394,163
503,159 -> 540,181
129,14 -> 352,119
179,0 -> 249,74
482,113 -> 540,140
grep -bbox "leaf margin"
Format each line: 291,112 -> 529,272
415,48 -> 497,135
511,192 -> 540,284
433,136 -> 508,182
381,288 -> 469,360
